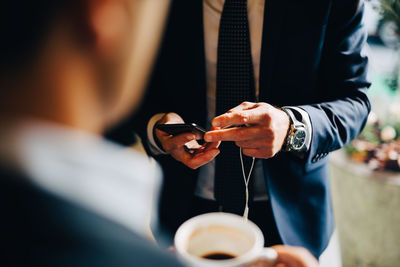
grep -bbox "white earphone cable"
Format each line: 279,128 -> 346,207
239,147 -> 255,221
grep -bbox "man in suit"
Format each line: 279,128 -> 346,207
0,0 -> 322,265
0,0 -> 184,266
108,0 -> 371,259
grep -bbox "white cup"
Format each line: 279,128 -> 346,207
174,212 -> 277,267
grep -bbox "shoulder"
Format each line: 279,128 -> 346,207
330,0 -> 364,18
332,0 -> 362,7
0,170 -> 182,267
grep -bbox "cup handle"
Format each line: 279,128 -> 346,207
248,247 -> 278,267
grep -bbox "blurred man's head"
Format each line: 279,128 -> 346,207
0,0 -> 169,132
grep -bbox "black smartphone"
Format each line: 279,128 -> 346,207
156,123 -> 206,138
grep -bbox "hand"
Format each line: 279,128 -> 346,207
271,245 -> 319,267
204,102 -> 290,158
155,112 -> 220,169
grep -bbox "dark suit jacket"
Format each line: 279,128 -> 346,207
107,0 -> 371,257
0,167 -> 183,267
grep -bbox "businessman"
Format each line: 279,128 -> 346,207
108,0 -> 371,258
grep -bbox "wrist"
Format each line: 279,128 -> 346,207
147,113 -> 167,155
153,120 -> 165,152
281,119 -> 292,152
281,107 -> 307,153
274,106 -> 291,151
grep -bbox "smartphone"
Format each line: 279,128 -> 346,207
156,123 -> 206,138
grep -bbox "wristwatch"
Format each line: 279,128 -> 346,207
281,107 -> 307,152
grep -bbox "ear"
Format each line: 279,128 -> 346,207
88,0 -> 129,56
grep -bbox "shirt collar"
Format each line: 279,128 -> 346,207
0,120 -> 161,237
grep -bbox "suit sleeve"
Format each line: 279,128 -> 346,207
298,0 -> 371,171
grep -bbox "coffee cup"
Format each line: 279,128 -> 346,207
174,212 -> 277,267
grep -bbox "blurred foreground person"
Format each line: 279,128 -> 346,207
0,0 -> 179,266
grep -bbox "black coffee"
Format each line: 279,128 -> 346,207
202,252 -> 236,260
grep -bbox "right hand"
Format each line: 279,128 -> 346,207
155,113 -> 220,169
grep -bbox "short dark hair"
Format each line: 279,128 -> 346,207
0,1 -> 86,74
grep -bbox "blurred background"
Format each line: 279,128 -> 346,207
327,0 -> 400,266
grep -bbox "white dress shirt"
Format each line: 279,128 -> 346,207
0,120 -> 162,237
147,0 -> 311,201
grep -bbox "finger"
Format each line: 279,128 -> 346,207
155,112 -> 185,137
212,111 -> 250,129
213,108 -> 271,128
271,246 -> 301,267
191,141 -> 220,156
211,102 -> 256,128
169,146 -> 193,163
227,101 -> 257,113
204,141 -> 221,150
204,127 -> 262,142
162,112 -> 185,124
160,133 -> 196,152
271,245 -> 319,267
186,148 -> 220,169
202,126 -> 226,149
185,147 -> 203,155
235,138 -> 273,149
184,140 -> 203,155
170,145 -> 220,169
185,139 -> 202,150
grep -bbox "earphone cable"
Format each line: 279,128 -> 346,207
239,147 -> 255,220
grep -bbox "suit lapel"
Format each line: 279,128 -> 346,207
194,0 -> 207,126
194,0 -> 206,102
259,0 -> 286,102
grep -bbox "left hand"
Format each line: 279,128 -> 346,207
270,245 -> 319,267
204,102 -> 290,159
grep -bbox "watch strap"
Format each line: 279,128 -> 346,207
281,107 -> 307,152
281,108 -> 295,152
282,108 -> 302,129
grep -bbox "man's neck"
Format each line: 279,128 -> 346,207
0,66 -> 104,135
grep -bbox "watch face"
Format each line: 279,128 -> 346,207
292,129 -> 306,150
